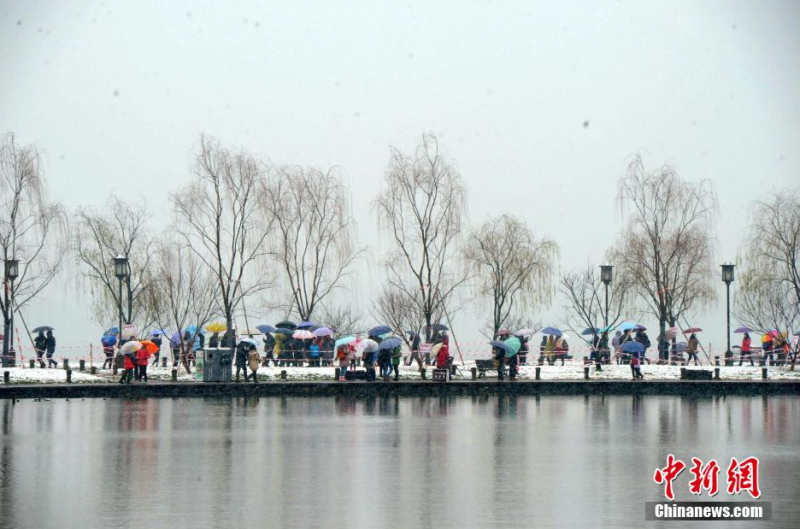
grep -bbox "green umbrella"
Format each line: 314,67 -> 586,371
503,336 -> 521,357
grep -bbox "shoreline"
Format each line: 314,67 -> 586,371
1,379 -> 799,399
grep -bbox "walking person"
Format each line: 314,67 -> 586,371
538,336 -> 547,365
636,329 -> 651,364
45,330 -> 58,368
612,331 -> 622,364
151,334 -> 162,366
391,345 -> 402,381
336,344 -> 351,381
518,335 -> 529,366
247,344 -> 260,383
739,332 -> 754,366
136,345 -> 149,382
544,336 -> 556,366
34,330 -> 47,368
686,333 -> 700,366
435,336 -> 450,379
263,332 -> 276,367
102,342 -> 114,369
630,352 -> 644,380
235,340 -> 250,382
405,332 -> 421,366
119,349 -> 135,384
760,333 -> 774,366
378,345 -> 392,381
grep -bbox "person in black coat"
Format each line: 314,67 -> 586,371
45,330 -> 57,367
34,331 -> 47,368
635,330 -> 651,364
235,341 -> 251,382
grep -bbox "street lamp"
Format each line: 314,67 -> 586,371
113,255 -> 129,340
600,264 -> 613,331
2,258 -> 19,367
721,262 -> 735,366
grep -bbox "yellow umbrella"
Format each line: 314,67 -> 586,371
205,322 -> 227,333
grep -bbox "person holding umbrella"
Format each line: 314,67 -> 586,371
544,336 -> 556,366
504,335 -> 521,380
391,344 -> 402,381
435,336 -> 450,373
34,330 -> 47,368
739,332 -> 753,366
151,333 -> 162,366
686,333 -> 700,365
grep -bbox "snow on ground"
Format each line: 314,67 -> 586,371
2,362 -> 798,384
0,367 -> 110,384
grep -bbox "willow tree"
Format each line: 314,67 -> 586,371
611,155 -> 717,344
734,190 -> 800,364
74,196 -> 154,330
267,165 -> 361,321
0,133 -> 68,366
374,134 -> 467,341
464,214 -> 558,339
560,264 -> 633,343
144,240 -> 220,373
171,135 -> 273,334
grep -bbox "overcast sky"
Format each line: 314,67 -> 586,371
2,0 -> 799,357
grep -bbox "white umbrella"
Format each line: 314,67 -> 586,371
514,328 -> 535,337
119,341 -> 142,355
360,339 -> 379,353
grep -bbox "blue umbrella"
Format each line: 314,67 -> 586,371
379,337 -> 403,350
257,324 -> 276,334
186,325 -> 198,335
622,341 -> 644,354
541,327 -> 563,336
101,335 -> 117,347
674,342 -> 688,352
581,328 -> 599,336
239,338 -> 258,348
734,326 -> 753,334
617,322 -> 638,332
103,327 -> 119,337
368,325 -> 392,336
335,336 -> 356,349
170,332 -> 181,346
314,327 -> 334,337
274,328 -> 293,336
297,321 -> 316,329
150,329 -> 169,337
490,340 -> 512,355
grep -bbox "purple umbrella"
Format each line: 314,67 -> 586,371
734,326 -> 753,334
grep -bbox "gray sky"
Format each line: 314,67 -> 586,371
2,0 -> 799,357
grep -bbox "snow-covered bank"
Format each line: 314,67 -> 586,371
2,362 -> 797,384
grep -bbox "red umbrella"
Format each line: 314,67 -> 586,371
683,327 -> 703,334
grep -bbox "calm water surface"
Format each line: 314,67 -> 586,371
1,395 -> 798,529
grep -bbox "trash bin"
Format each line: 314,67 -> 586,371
202,348 -> 232,382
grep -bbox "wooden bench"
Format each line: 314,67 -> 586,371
475,359 -> 496,378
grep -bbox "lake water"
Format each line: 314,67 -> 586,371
1,396 -> 798,528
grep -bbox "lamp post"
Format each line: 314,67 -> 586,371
2,258 -> 19,367
600,264 -> 613,331
721,262 -> 735,366
113,255 -> 130,340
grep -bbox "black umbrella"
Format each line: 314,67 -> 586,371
32,326 -> 54,333
431,324 -> 449,331
275,320 -> 297,330
274,328 -> 294,336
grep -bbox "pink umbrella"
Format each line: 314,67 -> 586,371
293,329 -> 315,340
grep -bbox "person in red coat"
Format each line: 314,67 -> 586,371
120,352 -> 135,384
136,347 -> 150,382
739,333 -> 753,366
436,336 -> 450,368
